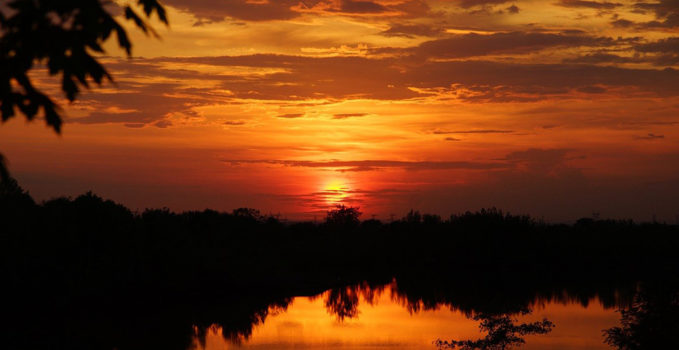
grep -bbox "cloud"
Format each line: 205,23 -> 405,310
432,129 -> 514,134
68,52 -> 679,126
408,60 -> 679,100
412,31 -> 617,59
564,53 -> 638,64
381,23 -> 445,37
633,37 -> 679,65
611,18 -> 635,27
564,38 -> 679,66
635,133 -> 665,140
444,137 -> 462,141
609,0 -> 679,30
506,5 -> 520,13
161,0 -> 301,22
338,0 -> 388,13
454,0 -> 513,9
71,81 -> 200,126
146,49 -> 679,101
504,148 -> 575,173
635,36 -> 679,54
633,0 -> 679,20
277,113 -> 305,119
224,120 -> 246,125
124,123 -> 145,128
575,86 -> 607,94
557,0 -> 622,10
161,0 -> 430,23
153,119 -> 173,128
333,113 -> 368,119
222,159 -> 509,171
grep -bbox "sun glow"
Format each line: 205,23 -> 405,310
322,180 -> 350,207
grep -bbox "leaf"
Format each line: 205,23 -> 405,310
138,0 -> 168,24
113,22 -> 132,55
62,74 -> 79,101
124,7 -> 148,33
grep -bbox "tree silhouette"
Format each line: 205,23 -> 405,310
325,205 -> 362,227
0,0 -> 167,181
435,309 -> 554,350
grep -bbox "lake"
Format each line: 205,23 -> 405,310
192,285 -> 622,350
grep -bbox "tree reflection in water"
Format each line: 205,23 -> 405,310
434,308 -> 553,350
604,281 -> 679,350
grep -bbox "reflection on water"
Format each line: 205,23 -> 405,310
5,277 -> 678,350
434,308 -> 554,350
604,281 -> 679,349
192,284 -> 621,350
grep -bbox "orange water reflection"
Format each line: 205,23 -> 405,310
194,289 -> 618,350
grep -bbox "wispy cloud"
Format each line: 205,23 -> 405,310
636,133 -> 665,140
276,113 -> 305,119
333,113 -> 369,119
432,129 -> 514,134
224,120 -> 246,125
556,0 -> 622,10
222,159 -> 509,171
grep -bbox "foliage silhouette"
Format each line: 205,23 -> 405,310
604,281 -> 679,350
325,286 -> 361,320
0,0 -> 167,179
325,204 -> 362,228
435,309 -> 554,350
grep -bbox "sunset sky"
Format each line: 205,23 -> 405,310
2,0 -> 679,221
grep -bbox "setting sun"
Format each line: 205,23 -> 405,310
322,179 -> 350,207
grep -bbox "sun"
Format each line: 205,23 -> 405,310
323,180 -> 349,206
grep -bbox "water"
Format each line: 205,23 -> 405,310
192,287 -> 621,350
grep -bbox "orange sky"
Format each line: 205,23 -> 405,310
2,0 -> 679,221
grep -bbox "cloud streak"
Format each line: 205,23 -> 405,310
222,159 -> 509,171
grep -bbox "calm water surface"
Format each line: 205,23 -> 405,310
193,289 -> 619,350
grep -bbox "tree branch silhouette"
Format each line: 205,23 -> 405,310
0,0 -> 168,182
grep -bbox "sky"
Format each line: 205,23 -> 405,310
2,0 -> 679,221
